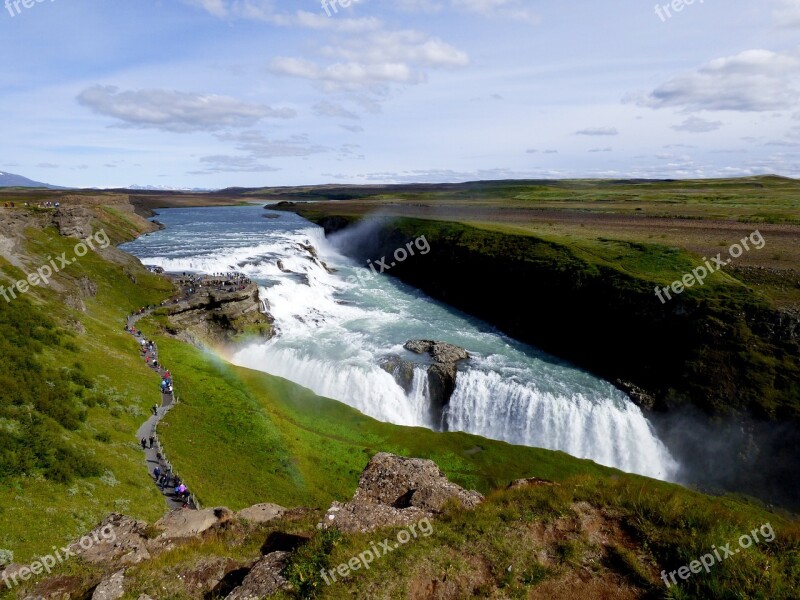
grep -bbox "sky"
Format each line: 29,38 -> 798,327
0,0 -> 799,189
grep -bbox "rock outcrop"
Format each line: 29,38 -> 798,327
321,452 -> 483,533
78,276 -> 98,298
51,206 -> 94,238
404,340 -> 469,365
154,507 -> 234,540
73,514 -> 151,566
614,379 -> 657,412
92,570 -> 125,600
162,284 -> 273,347
235,503 -> 286,524
64,276 -> 99,312
225,552 -> 291,599
379,355 -> 417,394
406,340 -> 470,427
379,340 -> 469,427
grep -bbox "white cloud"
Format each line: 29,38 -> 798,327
182,0 -> 227,18
283,11 -> 382,33
215,131 -> 329,158
194,131 -> 332,173
773,0 -> 800,27
182,0 -> 381,32
321,30 -> 469,69
634,48 -> 800,112
313,101 -> 360,120
327,166 -> 547,183
269,30 -> 467,92
391,0 -> 539,22
77,86 -> 294,133
451,0 -> 540,23
191,155 -> 281,174
393,0 -> 444,12
269,57 -> 420,89
575,127 -> 619,136
671,116 -> 723,133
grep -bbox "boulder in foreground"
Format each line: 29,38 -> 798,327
322,452 -> 483,533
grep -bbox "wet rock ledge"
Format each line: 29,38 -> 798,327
380,340 -> 470,428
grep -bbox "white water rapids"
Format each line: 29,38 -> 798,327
122,206 -> 679,481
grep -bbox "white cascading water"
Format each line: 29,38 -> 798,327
122,206 -> 680,482
446,370 -> 673,478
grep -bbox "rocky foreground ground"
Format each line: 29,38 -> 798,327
7,454 -> 487,600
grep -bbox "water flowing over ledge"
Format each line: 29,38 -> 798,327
122,206 -> 679,481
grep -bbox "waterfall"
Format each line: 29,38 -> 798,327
445,369 -> 677,480
122,206 -> 681,482
257,285 -> 270,314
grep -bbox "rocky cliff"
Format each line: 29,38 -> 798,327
158,282 -> 273,349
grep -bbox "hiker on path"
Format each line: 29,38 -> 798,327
153,466 -> 161,480
152,404 -> 159,416
149,436 -> 155,448
140,438 -> 147,449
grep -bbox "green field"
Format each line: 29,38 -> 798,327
264,176 -> 800,307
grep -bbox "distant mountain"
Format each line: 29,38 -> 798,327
126,184 -> 217,192
0,171 -> 65,189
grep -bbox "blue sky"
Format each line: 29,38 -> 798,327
1,0 -> 799,188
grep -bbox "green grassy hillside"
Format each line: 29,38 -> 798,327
142,335 -> 616,510
0,218 -> 174,560
0,199 -> 797,600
